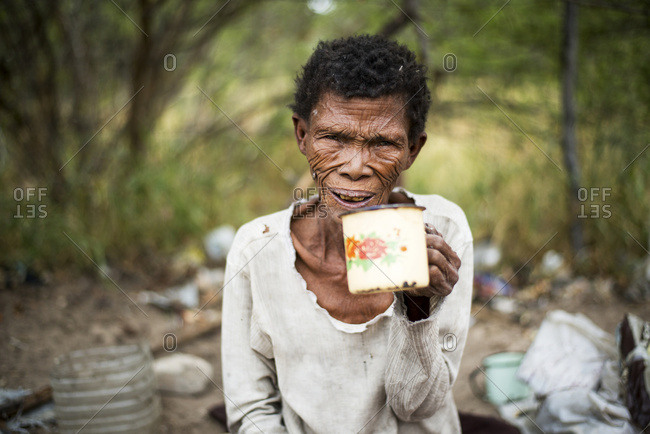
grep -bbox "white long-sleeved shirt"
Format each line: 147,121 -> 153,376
221,189 -> 473,433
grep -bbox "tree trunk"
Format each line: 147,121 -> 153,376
561,0 -> 585,259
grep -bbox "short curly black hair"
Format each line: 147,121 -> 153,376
290,34 -> 431,143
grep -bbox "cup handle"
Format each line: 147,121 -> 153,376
469,367 -> 486,401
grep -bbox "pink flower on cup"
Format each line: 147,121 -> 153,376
358,238 -> 387,260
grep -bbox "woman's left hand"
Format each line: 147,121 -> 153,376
406,223 -> 461,298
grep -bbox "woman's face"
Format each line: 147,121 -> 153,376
293,92 -> 426,221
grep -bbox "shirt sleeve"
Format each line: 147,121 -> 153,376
384,240 -> 473,422
221,238 -> 288,433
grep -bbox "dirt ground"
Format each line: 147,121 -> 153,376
1,274 -> 648,433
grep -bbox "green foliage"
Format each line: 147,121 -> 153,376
0,0 -> 648,279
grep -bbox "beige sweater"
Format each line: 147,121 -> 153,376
221,189 -> 473,433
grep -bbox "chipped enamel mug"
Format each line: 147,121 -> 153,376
340,204 -> 430,294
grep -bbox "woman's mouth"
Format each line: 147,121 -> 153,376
328,188 -> 375,208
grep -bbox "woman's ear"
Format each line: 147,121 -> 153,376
404,132 -> 427,169
292,114 -> 309,156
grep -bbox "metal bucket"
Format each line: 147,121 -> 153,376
51,343 -> 161,433
469,352 -> 531,405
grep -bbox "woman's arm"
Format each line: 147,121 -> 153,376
221,247 -> 288,433
384,240 -> 473,421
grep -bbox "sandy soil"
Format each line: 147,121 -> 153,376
1,275 -> 648,432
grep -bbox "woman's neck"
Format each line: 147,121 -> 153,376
316,207 -> 346,261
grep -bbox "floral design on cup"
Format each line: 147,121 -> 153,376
345,232 -> 406,271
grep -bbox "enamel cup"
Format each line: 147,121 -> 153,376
340,204 -> 430,294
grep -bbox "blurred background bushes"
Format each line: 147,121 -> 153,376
0,0 -> 648,282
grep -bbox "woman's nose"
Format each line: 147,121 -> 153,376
338,145 -> 373,180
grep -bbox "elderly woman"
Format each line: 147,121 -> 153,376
222,35 -> 473,433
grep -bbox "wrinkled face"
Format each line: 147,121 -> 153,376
293,92 -> 426,221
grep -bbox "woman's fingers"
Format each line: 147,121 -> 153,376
424,231 -> 461,270
423,224 -> 461,297
429,249 -> 459,283
424,223 -> 441,236
428,265 -> 453,296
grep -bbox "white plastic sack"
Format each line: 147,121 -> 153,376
517,310 -> 617,396
535,389 -> 636,434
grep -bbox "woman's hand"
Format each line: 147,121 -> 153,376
406,223 -> 461,299
402,224 -> 461,321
